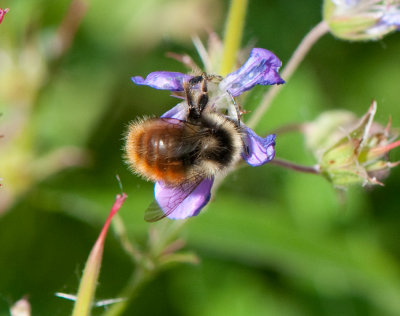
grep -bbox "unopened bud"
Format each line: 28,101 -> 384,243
324,0 -> 400,40
305,101 -> 400,187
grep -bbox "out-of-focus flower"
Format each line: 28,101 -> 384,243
324,0 -> 400,40
0,8 -> 9,25
130,48 -> 284,220
305,101 -> 400,187
10,297 -> 31,316
0,9 -> 92,214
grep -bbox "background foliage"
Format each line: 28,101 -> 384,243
0,0 -> 400,315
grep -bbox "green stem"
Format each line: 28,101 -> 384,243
112,214 -> 143,263
219,0 -> 249,76
102,267 -> 153,316
270,158 -> 320,174
102,220 -> 187,316
246,20 -> 330,129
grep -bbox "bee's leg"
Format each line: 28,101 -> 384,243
196,75 -> 209,114
186,75 -> 208,119
188,75 -> 204,86
242,137 -> 250,156
204,74 -> 223,83
193,74 -> 223,114
227,91 -> 241,126
185,77 -> 201,119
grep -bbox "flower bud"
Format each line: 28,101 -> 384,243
0,8 -> 9,25
305,101 -> 400,187
324,0 -> 400,40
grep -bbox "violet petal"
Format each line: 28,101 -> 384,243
331,0 -> 359,7
161,102 -> 187,120
242,126 -> 276,166
220,48 -> 285,97
155,178 -> 214,220
131,71 -> 193,91
381,11 -> 400,28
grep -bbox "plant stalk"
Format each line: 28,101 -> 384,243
220,0 -> 249,76
247,21 -> 330,129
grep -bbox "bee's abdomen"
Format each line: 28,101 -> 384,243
125,118 -> 196,184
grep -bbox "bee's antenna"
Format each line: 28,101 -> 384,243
227,91 -> 241,126
115,174 -> 124,195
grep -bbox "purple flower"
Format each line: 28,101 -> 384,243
132,48 -> 284,95
154,178 -> 213,220
131,48 -> 283,220
381,11 -> 400,27
242,127 -> 276,166
219,48 -> 285,97
330,0 -> 359,7
132,71 -> 193,91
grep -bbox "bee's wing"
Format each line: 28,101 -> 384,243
144,177 -> 213,222
144,200 -> 166,222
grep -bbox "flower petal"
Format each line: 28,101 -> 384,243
161,102 -> 187,120
155,178 -> 213,220
381,11 -> 400,28
131,71 -> 193,91
220,48 -> 285,97
242,127 -> 276,166
331,0 -> 359,7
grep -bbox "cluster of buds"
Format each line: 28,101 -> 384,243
324,0 -> 400,40
305,101 -> 400,187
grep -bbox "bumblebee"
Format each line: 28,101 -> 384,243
125,75 -> 244,220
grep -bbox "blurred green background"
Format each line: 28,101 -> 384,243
1,0 -> 400,315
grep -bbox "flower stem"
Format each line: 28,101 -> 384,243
247,20 -> 330,129
52,0 -> 90,59
220,0 -> 249,76
270,123 -> 305,135
112,214 -> 143,263
102,267 -> 152,316
270,158 -> 320,174
101,219 -> 187,316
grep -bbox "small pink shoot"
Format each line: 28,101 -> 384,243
0,8 -> 9,24
369,139 -> 400,157
72,192 -> 127,316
